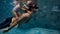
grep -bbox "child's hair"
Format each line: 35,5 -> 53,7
16,0 -> 19,1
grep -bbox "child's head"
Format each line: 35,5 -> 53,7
26,0 -> 32,5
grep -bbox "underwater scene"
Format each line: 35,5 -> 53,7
0,0 -> 60,34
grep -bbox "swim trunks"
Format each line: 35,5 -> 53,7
0,17 -> 12,29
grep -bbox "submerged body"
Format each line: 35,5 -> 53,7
0,0 -> 38,33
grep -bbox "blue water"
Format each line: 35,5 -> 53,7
0,0 -> 60,34
0,27 -> 60,34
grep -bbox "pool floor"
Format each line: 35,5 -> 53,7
0,27 -> 60,34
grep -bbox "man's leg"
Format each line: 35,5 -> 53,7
10,13 -> 30,27
8,10 -> 32,29
3,12 -> 31,33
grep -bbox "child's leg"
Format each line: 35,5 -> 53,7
13,4 -> 21,18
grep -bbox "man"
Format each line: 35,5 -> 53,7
2,0 -> 38,33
